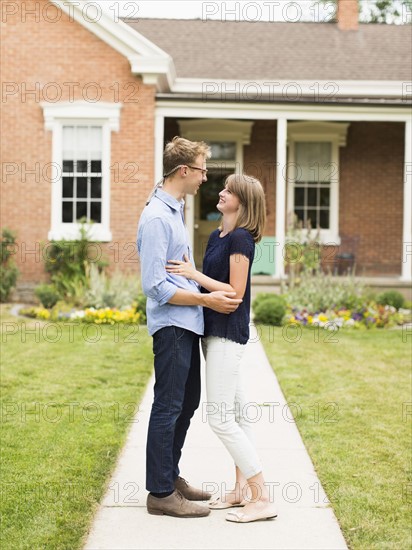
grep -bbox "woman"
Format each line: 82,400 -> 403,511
166,173 -> 277,523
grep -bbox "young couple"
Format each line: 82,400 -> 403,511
137,136 -> 277,523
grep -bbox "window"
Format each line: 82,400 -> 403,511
293,142 -> 332,229
62,126 -> 103,224
209,142 -> 237,161
287,121 -> 349,244
42,101 -> 121,241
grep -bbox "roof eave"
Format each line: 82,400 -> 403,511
155,93 -> 411,106
129,55 -> 176,92
171,78 -> 409,100
52,0 -> 176,92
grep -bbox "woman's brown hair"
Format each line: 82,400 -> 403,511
222,174 -> 266,243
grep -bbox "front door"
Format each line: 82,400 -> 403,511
194,166 -> 233,267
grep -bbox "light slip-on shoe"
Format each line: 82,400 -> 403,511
226,505 -> 278,523
147,490 -> 210,518
174,476 -> 212,501
209,497 -> 248,510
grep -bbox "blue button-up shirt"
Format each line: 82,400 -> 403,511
137,188 -> 204,336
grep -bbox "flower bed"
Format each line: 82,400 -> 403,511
285,302 -> 405,329
20,304 -> 144,325
71,306 -> 142,324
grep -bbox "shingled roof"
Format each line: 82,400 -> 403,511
126,19 -> 411,82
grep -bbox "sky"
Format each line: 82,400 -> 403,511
89,1 -> 412,24
94,0 -> 328,22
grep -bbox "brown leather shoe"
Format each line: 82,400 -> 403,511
174,476 -> 212,501
147,490 -> 210,517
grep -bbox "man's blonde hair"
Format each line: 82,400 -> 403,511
163,136 -> 211,176
221,174 -> 266,243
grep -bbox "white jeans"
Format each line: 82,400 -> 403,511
202,336 -> 262,479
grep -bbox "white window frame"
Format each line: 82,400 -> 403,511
41,101 -> 122,241
287,121 -> 349,245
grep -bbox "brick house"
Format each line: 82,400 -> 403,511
1,0 -> 411,296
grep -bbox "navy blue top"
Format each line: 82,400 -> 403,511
201,227 -> 255,345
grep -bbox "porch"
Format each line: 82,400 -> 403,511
156,100 -> 411,283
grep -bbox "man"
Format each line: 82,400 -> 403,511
137,136 -> 241,518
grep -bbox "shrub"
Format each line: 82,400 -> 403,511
0,228 -> 19,302
284,213 -> 321,288
85,265 -> 143,309
285,269 -> 367,312
253,295 -> 286,326
377,290 -> 405,310
252,293 -> 281,312
35,284 -> 61,309
133,293 -> 147,324
43,222 -> 107,305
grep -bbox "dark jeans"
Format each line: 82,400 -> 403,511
146,326 -> 201,493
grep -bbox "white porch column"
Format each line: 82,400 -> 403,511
401,119 -> 412,281
274,118 -> 287,279
185,195 -> 195,248
154,113 -> 164,185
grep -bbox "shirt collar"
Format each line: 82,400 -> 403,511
155,188 -> 185,212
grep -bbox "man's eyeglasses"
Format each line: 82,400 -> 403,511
186,165 -> 208,176
146,163 -> 208,205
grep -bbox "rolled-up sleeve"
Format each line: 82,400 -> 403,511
138,217 -> 177,305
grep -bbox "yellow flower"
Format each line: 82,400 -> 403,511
37,308 -> 51,320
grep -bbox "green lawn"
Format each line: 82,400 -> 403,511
2,304 -> 411,549
0,306 -> 153,550
259,325 -> 412,550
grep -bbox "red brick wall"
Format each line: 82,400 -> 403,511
339,122 -> 404,275
243,120 -> 277,236
1,0 -> 156,283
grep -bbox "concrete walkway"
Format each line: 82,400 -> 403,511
84,338 -> 348,550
